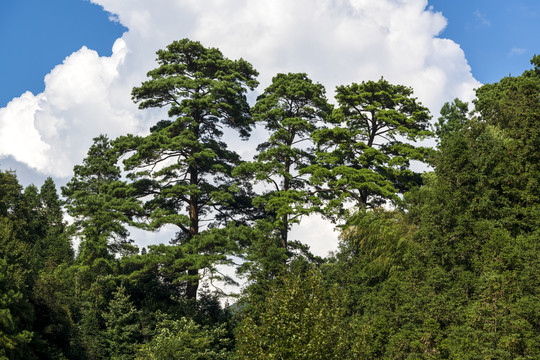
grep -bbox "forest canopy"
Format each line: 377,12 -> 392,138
1,39 -> 540,359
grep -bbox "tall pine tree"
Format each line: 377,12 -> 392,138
114,39 -> 258,299
308,78 -> 432,218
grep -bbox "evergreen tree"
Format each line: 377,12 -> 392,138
62,135 -> 140,266
21,184 -> 46,271
434,98 -> 470,143
76,275 -> 118,360
308,78 -> 432,218
103,285 -> 141,360
366,57 -> 540,357
235,73 -> 332,250
114,38 -> 258,299
0,219 -> 34,360
30,266 -> 77,359
39,178 -> 73,265
0,171 -> 34,360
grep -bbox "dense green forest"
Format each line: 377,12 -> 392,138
1,39 -> 540,359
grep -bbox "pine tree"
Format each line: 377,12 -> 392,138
115,39 -> 258,299
0,171 -> 34,359
103,285 -> 141,360
235,73 -> 332,250
308,78 -> 432,218
62,135 -> 140,266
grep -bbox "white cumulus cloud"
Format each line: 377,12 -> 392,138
0,0 -> 480,178
0,38 -> 141,177
0,92 -> 49,169
0,0 -> 481,255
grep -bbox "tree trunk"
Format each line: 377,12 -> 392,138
281,157 -> 291,250
280,215 -> 288,250
186,158 -> 199,300
186,269 -> 199,300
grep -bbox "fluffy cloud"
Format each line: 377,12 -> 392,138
0,0 -> 481,254
95,0 -> 479,110
0,0 -> 479,177
0,38 -> 141,176
0,92 -> 49,169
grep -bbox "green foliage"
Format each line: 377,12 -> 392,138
103,286 -> 141,360
300,59 -> 540,358
338,208 -> 416,284
434,98 -> 470,143
0,172 -> 34,359
308,78 -> 432,217
235,220 -> 288,294
137,315 -> 231,360
30,266 -> 78,359
18,178 -> 73,276
62,135 -> 140,265
115,38 -> 259,299
119,243 -> 190,309
5,39 -> 540,360
473,71 -> 540,234
75,274 -> 118,360
0,222 -> 33,360
372,58 -> 540,358
235,269 -> 355,359
235,73 -> 331,249
39,178 -> 73,265
0,171 -> 26,238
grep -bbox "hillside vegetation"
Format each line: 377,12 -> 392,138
1,40 -> 540,359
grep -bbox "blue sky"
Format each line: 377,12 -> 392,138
430,0 -> 540,83
0,0 -> 539,254
0,0 -> 126,108
1,0 -> 538,111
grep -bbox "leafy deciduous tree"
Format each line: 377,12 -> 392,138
136,315 -> 231,360
235,269 -> 354,359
